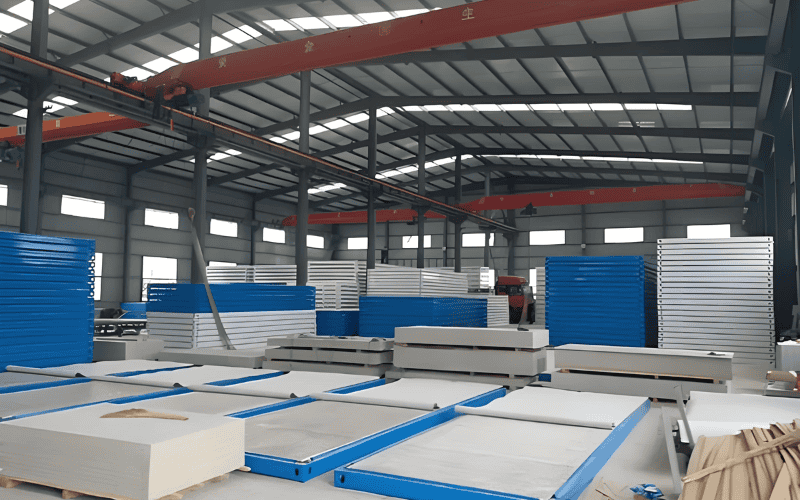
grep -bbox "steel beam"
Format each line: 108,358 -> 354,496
775,108 -> 796,332
367,107 -> 377,270
207,163 -> 284,187
19,0 -> 49,235
417,127 -> 427,269
191,8 -> 212,285
351,36 -> 767,66
58,0 -> 300,67
128,147 -> 200,175
296,71 -> 311,286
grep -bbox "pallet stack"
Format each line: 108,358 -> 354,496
657,237 -> 776,365
681,421 -> 799,500
546,256 -> 657,347
146,284 -> 316,349
0,231 -> 95,370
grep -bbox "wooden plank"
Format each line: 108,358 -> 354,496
771,465 -> 792,500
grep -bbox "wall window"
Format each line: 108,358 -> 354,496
529,230 -> 565,246
605,227 -> 644,243
348,237 -> 368,250
307,234 -> 325,249
263,227 -> 286,244
208,261 -> 236,267
144,208 -> 179,229
141,256 -> 178,301
210,219 -> 238,237
402,235 -> 432,249
687,224 -> 731,239
463,233 -> 495,247
0,184 -> 7,206
94,252 -> 103,301
529,268 -> 537,295
61,194 -> 105,220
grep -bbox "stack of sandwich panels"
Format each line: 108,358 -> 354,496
309,261 -> 358,284
155,347 -> 268,368
0,232 -> 95,371
657,237 -> 776,365
359,297 -> 487,338
367,267 -> 468,297
540,344 -> 733,399
263,335 -> 393,376
458,293 -> 510,327
252,265 -> 297,285
535,266 -> 546,325
308,281 -> 359,310
335,387 -> 650,500
146,284 -> 315,349
206,265 -> 252,283
388,326 -> 549,389
429,267 -> 490,291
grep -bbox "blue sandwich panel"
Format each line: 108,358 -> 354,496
316,310 -> 360,336
359,297 -> 487,338
545,256 -> 657,347
0,231 -> 95,371
146,283 -> 315,313
120,302 -> 147,319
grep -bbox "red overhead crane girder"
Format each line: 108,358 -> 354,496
281,183 -> 745,226
111,0 -> 695,100
0,112 -> 148,147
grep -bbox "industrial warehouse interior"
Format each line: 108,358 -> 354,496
0,0 -> 798,499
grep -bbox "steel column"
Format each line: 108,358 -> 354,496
295,71 -> 311,286
366,107 -> 377,270
191,7 -> 212,284
251,201 -> 259,266
443,201 -> 448,266
581,205 -> 587,255
793,2 -> 800,307
483,175 -> 491,268
19,0 -> 49,234
775,109 -> 797,332
122,172 -> 135,302
453,155 -> 463,273
417,127 -> 427,269
506,210 -> 517,276
764,155 -> 778,236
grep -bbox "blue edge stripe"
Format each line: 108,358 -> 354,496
242,386 -> 508,483
333,398 -> 651,500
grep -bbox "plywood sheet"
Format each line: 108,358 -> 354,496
0,403 -> 244,500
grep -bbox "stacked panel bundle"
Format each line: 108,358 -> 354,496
358,297 -> 487,338
429,266 -> 491,291
206,264 -> 296,285
206,265 -> 252,283
545,256 -> 657,347
366,267 -> 468,297
146,283 -> 315,349
534,266 -> 546,326
657,237 -> 775,365
0,231 -> 95,370
456,293 -> 510,327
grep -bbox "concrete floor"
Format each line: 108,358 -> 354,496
0,361 -> 772,500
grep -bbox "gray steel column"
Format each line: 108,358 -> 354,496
581,205 -> 587,255
295,71 -> 311,286
763,155 -> 777,237
483,174 -> 490,268
507,210 -> 517,276
19,0 -> 49,234
122,172 -> 135,302
250,200 -> 259,266
775,108 -> 797,332
454,155 -> 463,273
442,201 -> 448,266
366,107 -> 377,270
793,45 -> 800,306
417,127 -> 426,269
190,7 -> 212,284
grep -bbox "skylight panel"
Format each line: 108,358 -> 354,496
324,119 -> 349,130
270,137 -> 288,144
309,125 -> 328,135
529,104 -> 560,111
624,103 -> 657,110
423,105 -> 448,112
292,17 -> 328,30
9,1 -> 53,21
345,113 -> 369,124
398,166 -> 417,174
209,152 -> 230,161
447,104 -> 473,112
222,28 -> 254,44
473,104 -> 502,111
52,96 -> 78,106
590,103 -> 624,111
376,170 -> 402,179
144,58 -> 178,73
394,9 -> 428,17
224,149 -> 241,156
657,104 -> 693,111
359,12 -> 394,23
262,19 -> 296,31
0,12 -> 28,33
376,107 -> 395,117
170,47 -> 199,63
500,104 -> 529,111
559,103 -> 591,111
50,0 -> 80,8
210,37 -> 233,53
402,106 -> 424,112
324,14 -> 362,27
282,131 -> 301,141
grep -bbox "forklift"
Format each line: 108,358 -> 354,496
495,276 -> 535,324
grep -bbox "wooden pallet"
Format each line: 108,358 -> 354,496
0,467 -> 249,500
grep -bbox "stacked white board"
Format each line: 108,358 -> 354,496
146,311 -> 316,349
534,266 -> 546,326
308,281 -> 359,310
205,265 -> 296,285
0,403 -> 244,500
430,266 -> 491,291
459,293 -> 509,327
657,237 -> 775,365
206,266 -> 251,283
367,267 -> 468,297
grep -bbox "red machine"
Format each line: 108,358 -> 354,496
495,276 -> 534,324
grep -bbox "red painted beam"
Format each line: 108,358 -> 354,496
112,0 -> 696,99
0,112 -> 148,146
281,183 -> 745,226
